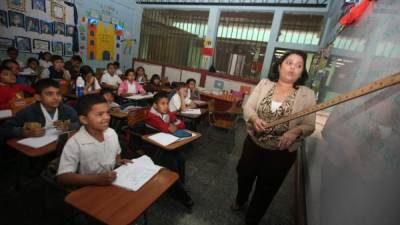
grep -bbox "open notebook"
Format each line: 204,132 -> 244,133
17,128 -> 60,148
113,155 -> 162,191
147,132 -> 194,146
181,108 -> 201,115
125,93 -> 154,100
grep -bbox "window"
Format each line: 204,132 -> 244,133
139,9 -> 209,68
278,13 -> 324,45
215,11 -> 274,78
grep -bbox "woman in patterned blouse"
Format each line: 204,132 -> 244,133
231,50 -> 316,225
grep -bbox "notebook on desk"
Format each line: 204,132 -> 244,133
17,128 -> 60,148
125,93 -> 154,100
181,108 -> 201,115
147,131 -> 194,146
113,155 -> 162,191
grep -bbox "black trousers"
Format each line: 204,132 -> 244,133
236,136 -> 296,225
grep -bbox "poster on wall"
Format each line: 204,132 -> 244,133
8,11 -> 24,28
33,39 -> 49,52
0,37 -> 14,50
64,43 -> 72,56
86,19 -> 116,61
51,2 -> 65,23
0,10 -> 8,27
54,22 -> 65,35
31,0 -> 46,12
7,0 -> 26,12
16,36 -> 31,52
66,25 -> 74,37
40,20 -> 53,35
52,41 -> 63,55
26,16 -> 39,33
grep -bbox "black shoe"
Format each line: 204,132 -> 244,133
170,189 -> 194,210
230,202 -> 245,212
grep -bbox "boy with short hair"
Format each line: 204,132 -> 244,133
101,63 -> 121,91
0,78 -> 78,138
40,55 -> 71,81
169,84 -> 196,112
186,78 -> 200,100
56,94 -> 130,187
0,66 -> 35,110
4,47 -> 24,69
101,88 -> 120,108
64,55 -> 83,80
113,61 -> 123,77
145,92 -> 194,209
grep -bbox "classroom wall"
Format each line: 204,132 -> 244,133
0,0 -> 142,70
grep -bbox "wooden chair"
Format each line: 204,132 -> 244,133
10,97 -> 36,115
207,99 -> 240,153
122,108 -> 150,157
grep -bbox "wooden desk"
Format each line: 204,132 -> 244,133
65,169 -> 179,225
142,130 -> 201,151
176,108 -> 208,119
6,138 -> 57,157
200,91 -> 240,103
109,108 -> 128,119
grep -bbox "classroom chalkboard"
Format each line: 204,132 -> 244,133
305,1 -> 400,225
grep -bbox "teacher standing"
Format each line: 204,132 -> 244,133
231,50 -> 316,225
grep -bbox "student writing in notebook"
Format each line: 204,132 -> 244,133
145,92 -> 194,209
0,78 -> 79,139
56,94 -> 131,187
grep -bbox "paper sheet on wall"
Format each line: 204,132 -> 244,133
112,155 -> 162,191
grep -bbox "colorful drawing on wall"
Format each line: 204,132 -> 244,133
0,10 -> 8,27
26,16 -> 39,33
15,36 -> 31,52
64,43 -> 73,56
54,22 -> 65,35
0,37 -> 14,50
31,0 -> 46,12
33,39 -> 49,52
66,25 -> 74,37
51,2 -> 65,23
52,41 -> 63,55
7,0 -> 26,12
8,11 -> 24,28
86,19 -> 116,61
40,20 -> 52,35
214,80 -> 224,90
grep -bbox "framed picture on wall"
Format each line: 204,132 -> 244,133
33,39 -> 50,52
26,16 -> 39,33
15,36 -> 31,52
31,0 -> 46,12
8,11 -> 24,28
66,25 -> 75,37
52,41 -> 63,55
53,22 -> 65,35
7,0 -> 26,12
0,37 -> 14,50
40,20 -> 53,35
51,2 -> 65,23
0,10 -> 8,28
64,43 -> 73,56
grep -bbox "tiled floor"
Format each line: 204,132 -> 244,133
0,120 -> 296,225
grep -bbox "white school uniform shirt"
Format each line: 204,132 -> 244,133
20,67 -> 37,76
39,59 -> 52,68
40,103 -> 58,129
57,127 -> 121,176
86,78 -> 101,92
169,93 -> 192,112
101,72 -> 122,87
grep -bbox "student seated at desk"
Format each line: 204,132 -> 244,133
40,55 -> 71,81
79,65 -> 101,95
101,63 -> 122,91
101,88 -> 120,109
56,94 -> 131,187
145,92 -> 194,209
2,59 -> 26,84
0,79 -> 79,139
186,78 -> 200,101
21,58 -> 42,77
118,69 -> 146,97
0,65 -> 35,110
135,66 -> 148,84
146,74 -> 162,93
169,84 -> 196,112
39,52 -> 52,69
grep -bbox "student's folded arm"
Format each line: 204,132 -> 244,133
146,113 -> 171,133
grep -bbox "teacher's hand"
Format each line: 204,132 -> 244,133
251,116 -> 268,133
278,129 -> 301,150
